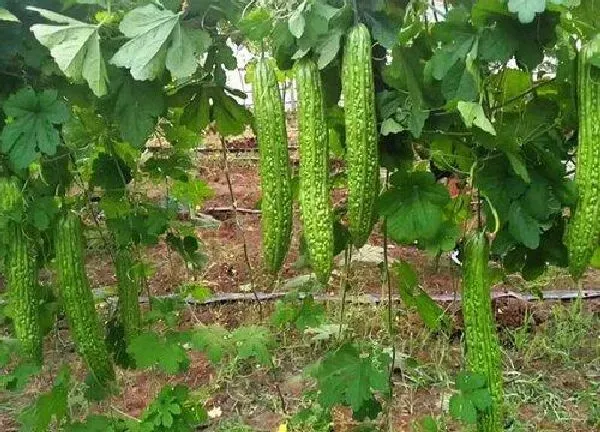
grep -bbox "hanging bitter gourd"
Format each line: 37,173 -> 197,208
462,232 -> 504,431
567,37 -> 600,280
0,178 -> 42,363
253,58 -> 293,273
55,213 -> 115,384
294,58 -> 334,283
115,248 -> 142,344
342,24 -> 380,248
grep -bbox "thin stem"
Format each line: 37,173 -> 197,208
269,359 -> 287,414
383,172 -> 396,431
491,79 -> 554,112
476,188 -> 482,230
338,244 -> 352,339
219,131 -> 263,320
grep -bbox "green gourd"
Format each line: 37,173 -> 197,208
294,58 -> 334,283
342,24 -> 380,248
567,36 -> 600,280
462,232 -> 504,431
253,58 -> 293,273
55,213 -> 115,384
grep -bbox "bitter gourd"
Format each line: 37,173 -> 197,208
342,24 -> 380,248
0,178 -> 42,362
253,58 -> 293,273
294,58 -> 334,283
567,37 -> 600,280
55,213 -> 115,384
462,231 -> 504,431
115,248 -> 142,344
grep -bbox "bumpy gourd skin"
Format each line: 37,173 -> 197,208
253,58 -> 293,273
115,248 -> 142,344
294,59 -> 334,283
55,213 -> 115,384
342,24 -> 380,248
1,179 -> 42,362
567,37 -> 600,280
462,232 -> 504,432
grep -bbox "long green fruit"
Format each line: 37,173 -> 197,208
253,58 -> 293,273
0,179 -> 42,362
115,248 -> 142,344
567,37 -> 600,280
55,213 -> 115,384
462,232 -> 504,431
295,59 -> 334,283
342,24 -> 380,248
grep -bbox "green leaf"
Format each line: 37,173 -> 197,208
478,24 -> 518,63
317,29 -> 342,70
430,34 -> 476,80
90,152 -> 132,192
455,371 -> 487,392
114,78 -> 165,147
231,325 -> 273,365
111,4 -> 199,81
27,196 -> 60,231
140,384 -> 207,431
211,88 -> 252,136
378,171 -> 450,244
393,260 -> 418,306
66,415 -> 126,432
165,233 -> 207,270
171,179 -> 213,208
238,7 -> 273,41
128,331 -> 189,374
1,361 -> 41,391
591,246 -> 600,269
180,283 -> 212,301
288,10 -> 305,38
508,201 -> 540,249
457,101 -> 496,135
380,117 -> 403,136
28,7 -> 108,96
507,0 -> 546,23
0,8 -> 19,22
19,366 -> 70,431
311,343 -> 389,415
471,0 -> 511,27
449,393 -> 478,424
414,291 -> 446,331
506,151 -> 530,183
442,61 -> 478,102
180,85 -> 251,136
1,88 -> 69,169
271,294 -> 326,330
429,136 -> 474,172
491,69 -> 532,112
470,388 -> 493,411
418,416 -> 439,432
189,325 -> 232,364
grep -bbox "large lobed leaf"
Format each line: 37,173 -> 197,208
1,88 -> 69,169
111,4 -> 209,81
28,6 -> 108,96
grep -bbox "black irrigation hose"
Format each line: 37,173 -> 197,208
87,288 -> 600,306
